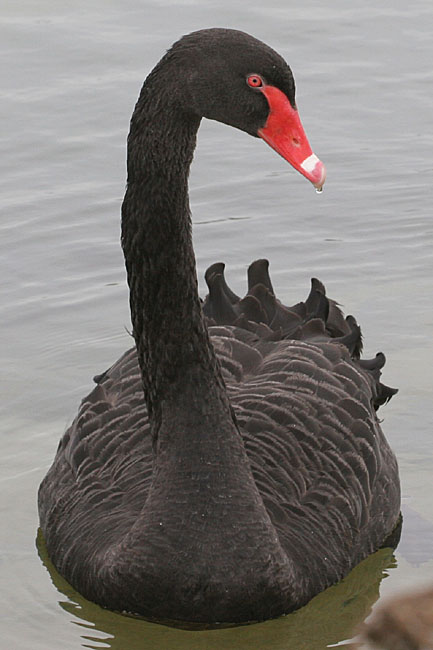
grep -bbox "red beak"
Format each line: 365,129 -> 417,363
258,85 -> 326,191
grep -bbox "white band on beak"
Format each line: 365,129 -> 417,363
301,153 -> 320,174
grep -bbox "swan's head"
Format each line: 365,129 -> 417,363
168,28 -> 326,191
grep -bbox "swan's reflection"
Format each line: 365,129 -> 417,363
37,529 -> 397,650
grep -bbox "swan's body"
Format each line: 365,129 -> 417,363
39,28 -> 400,625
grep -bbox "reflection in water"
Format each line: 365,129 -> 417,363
37,530 -> 397,650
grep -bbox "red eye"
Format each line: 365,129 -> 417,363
247,74 -> 263,88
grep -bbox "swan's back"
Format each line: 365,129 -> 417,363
39,262 -> 400,618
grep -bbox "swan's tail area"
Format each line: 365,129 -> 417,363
202,259 -> 397,411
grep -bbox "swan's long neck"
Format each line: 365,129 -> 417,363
118,74 -> 297,617
121,81 -> 232,441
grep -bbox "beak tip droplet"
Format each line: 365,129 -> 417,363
300,154 -> 326,192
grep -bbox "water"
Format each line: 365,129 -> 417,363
1,1 -> 432,648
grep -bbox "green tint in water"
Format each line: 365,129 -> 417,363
37,530 -> 396,650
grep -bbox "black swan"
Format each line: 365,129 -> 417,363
38,28 -> 401,625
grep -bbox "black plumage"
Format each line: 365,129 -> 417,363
38,28 -> 400,625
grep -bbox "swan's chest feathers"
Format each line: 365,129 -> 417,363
61,331 -> 389,530
41,329 -> 398,618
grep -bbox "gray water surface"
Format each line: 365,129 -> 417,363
1,1 -> 433,648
